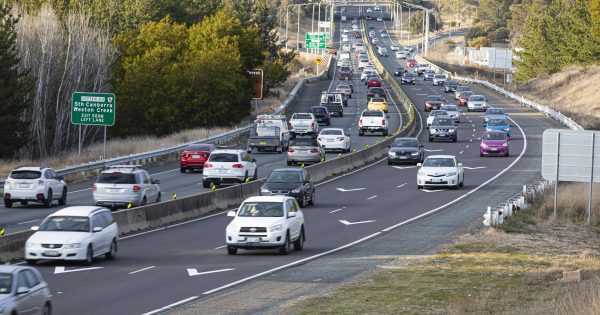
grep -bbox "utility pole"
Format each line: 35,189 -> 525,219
424,9 -> 429,56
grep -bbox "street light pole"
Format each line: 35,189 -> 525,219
297,4 -> 301,50
285,4 -> 295,50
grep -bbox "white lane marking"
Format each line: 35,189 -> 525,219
367,195 -> 377,200
187,268 -> 235,277
339,219 -> 376,225
142,296 -> 199,315
54,266 -> 104,274
397,183 -> 407,188
463,166 -> 487,170
459,150 -> 464,154
152,168 -> 179,176
470,139 -> 473,142
17,219 -> 38,225
416,93 -> 427,96
263,162 -> 273,167
465,145 -> 469,148
472,124 -> 475,127
329,208 -> 344,213
424,149 -> 444,152
336,187 -> 366,192
382,115 -> 528,232
129,266 -> 156,275
214,245 -> 227,250
420,189 -> 445,193
68,187 -> 92,194
473,128 -> 476,132
392,165 -> 418,170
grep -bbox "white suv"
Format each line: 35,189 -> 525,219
93,165 -> 161,208
203,149 -> 258,188
25,206 -> 119,265
225,195 -> 305,255
3,167 -> 67,208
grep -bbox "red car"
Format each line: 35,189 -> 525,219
180,143 -> 216,173
367,77 -> 382,88
339,70 -> 352,81
423,95 -> 444,112
457,91 -> 474,106
405,59 -> 416,68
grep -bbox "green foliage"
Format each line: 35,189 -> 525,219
408,10 -> 437,34
468,36 -> 492,49
493,27 -> 510,42
443,39 -> 457,51
0,3 -> 31,158
465,25 -> 488,42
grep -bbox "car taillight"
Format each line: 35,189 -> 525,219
337,137 -> 345,141
382,120 -> 386,125
232,164 -> 244,168
204,163 -> 213,168
359,119 -> 363,125
93,184 -> 97,191
133,185 -> 140,192
310,149 -> 319,153
288,148 -> 295,152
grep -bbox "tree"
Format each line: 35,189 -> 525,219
408,10 -> 436,34
0,4 -> 31,158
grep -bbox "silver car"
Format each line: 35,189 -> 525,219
0,265 -> 52,315
287,138 -> 325,166
441,104 -> 461,123
93,165 -> 161,208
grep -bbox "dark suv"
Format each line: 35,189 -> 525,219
260,168 -> 315,207
429,117 -> 457,142
310,106 -> 331,126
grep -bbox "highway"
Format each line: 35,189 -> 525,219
16,5 -> 564,315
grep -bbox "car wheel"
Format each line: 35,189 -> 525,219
202,179 -> 210,188
44,189 -> 53,208
244,171 -> 248,182
460,175 -> 464,187
428,137 -> 433,142
141,196 -> 147,206
180,167 -> 186,173
294,228 -> 305,251
25,259 -> 37,265
480,153 -> 484,157
383,130 -> 388,136
279,233 -> 291,255
340,112 -> 343,117
20,201 -> 28,206
253,169 -> 258,181
227,245 -> 238,255
42,302 -> 52,315
58,187 -> 67,206
418,185 -> 423,189
505,151 -> 510,157
358,129 -> 364,136
300,193 -> 307,208
105,239 -> 117,260
4,199 -> 12,208
287,160 -> 293,166
84,245 -> 94,265
453,137 -> 457,142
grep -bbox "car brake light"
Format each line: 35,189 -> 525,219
382,119 -> 386,125
359,119 -> 363,125
133,185 -> 140,192
232,164 -> 244,168
288,148 -> 295,152
310,149 -> 319,153
93,184 -> 97,191
204,163 -> 213,168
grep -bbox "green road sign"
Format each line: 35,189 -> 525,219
305,32 -> 326,49
71,92 -> 116,126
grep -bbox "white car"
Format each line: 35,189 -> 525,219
396,51 -> 408,59
342,34 -> 349,42
289,113 -> 319,138
417,155 -> 464,190
342,44 -> 351,52
317,128 -> 351,152
377,17 -> 383,21
372,38 -> 380,45
377,47 -> 388,57
225,195 -> 305,255
467,95 -> 488,112
441,104 -> 461,123
3,167 -> 67,208
381,32 -> 388,37
93,165 -> 162,208
358,59 -> 371,69
426,110 -> 450,128
25,206 -> 119,265
366,8 -> 373,13
389,45 -> 400,51
432,74 -> 447,86
363,64 -> 376,72
361,69 -> 377,81
202,149 -> 258,188
343,28 -> 349,33
339,59 -> 352,68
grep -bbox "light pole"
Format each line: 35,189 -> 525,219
285,4 -> 296,50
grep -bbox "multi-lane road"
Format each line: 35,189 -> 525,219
7,5 -> 565,315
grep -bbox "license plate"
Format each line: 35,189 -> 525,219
19,184 -> 29,188
327,139 -> 334,142
109,188 -> 120,193
491,148 -> 498,152
246,237 -> 259,242
192,154 -> 200,159
435,179 -> 441,182
259,141 -> 267,145
399,156 -> 408,159
44,250 -> 59,256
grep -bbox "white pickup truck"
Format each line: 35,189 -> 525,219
358,110 -> 388,136
289,113 -> 319,139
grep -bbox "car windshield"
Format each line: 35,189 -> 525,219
370,88 -> 383,93
433,118 -> 453,126
426,96 -> 442,102
337,84 -> 350,89
40,216 -> 90,232
321,129 -> 343,135
441,105 -> 458,112
488,118 -> 508,126
97,173 -> 136,184
0,273 -> 12,294
487,109 -> 505,115
363,111 -> 383,117
185,144 -> 211,152
370,98 -> 385,103
291,138 -> 318,146
431,111 -> 448,116
446,81 -> 458,85
460,92 -> 474,98
458,86 -> 470,91
237,202 -> 284,217
435,74 -> 445,78
267,171 -> 302,183
484,132 -> 507,140
470,96 -> 485,102
208,153 -> 239,162
9,170 -> 41,179
292,114 -> 312,120
311,107 -> 327,113
403,73 -> 414,77
392,139 -> 418,147
423,158 -> 456,167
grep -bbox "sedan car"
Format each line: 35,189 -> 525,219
417,155 -> 464,189
405,59 -> 417,68
287,138 -> 325,166
317,128 -> 351,152
479,130 -> 509,157
457,91 -> 474,107
367,87 -> 386,100
432,74 -> 447,86
467,94 -> 488,112
180,143 -> 216,173
387,138 -> 424,165
26,206 -> 119,265
336,83 -> 353,98
202,149 -> 258,188
483,108 -> 507,123
260,168 -> 316,207
394,66 -> 406,76
93,165 -> 161,208
444,80 -> 460,92
367,77 -> 382,88
377,16 -> 383,21
424,95 -> 444,112
426,110 -> 449,128
0,265 -> 52,314
423,69 -> 436,81
389,45 -> 400,51
485,116 -> 511,137
367,97 -> 389,112
400,72 -> 416,85
396,51 -> 408,59
338,70 -> 352,81
361,69 -> 377,81
441,104 -> 461,123
454,86 -> 473,100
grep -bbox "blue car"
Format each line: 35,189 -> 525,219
485,116 -> 510,137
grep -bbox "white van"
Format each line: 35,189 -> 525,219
341,34 -> 349,42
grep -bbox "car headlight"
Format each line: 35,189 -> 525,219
480,142 -> 488,148
502,142 -> 508,147
411,152 -> 420,156
448,129 -> 455,132
261,187 -> 270,194
25,242 -> 38,249
417,171 -> 425,176
291,187 -> 302,193
486,128 -> 493,132
63,243 -> 81,249
270,224 -> 283,232
447,172 -> 457,176
388,151 -> 396,156
227,223 -> 238,232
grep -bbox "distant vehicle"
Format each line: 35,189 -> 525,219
341,15 -> 347,22
342,44 -> 351,52
359,110 -> 388,136
286,138 -> 325,166
426,110 -> 450,128
338,70 -> 352,81
310,106 -> 331,126
317,128 -> 352,152
416,64 -> 429,76
484,108 -> 507,124
372,38 -> 380,46
387,137 -> 424,165
225,195 -> 305,255
428,116 -> 457,142
368,24 -> 375,29
335,83 -> 353,99
377,46 -> 388,57
321,91 -> 347,107
342,34 -> 349,42
3,166 -> 67,209
484,116 -> 511,137
467,94 -> 488,112
454,86 -> 473,100
405,59 -> 417,68
374,5 -> 381,11
367,97 -> 388,112
321,92 -> 344,117
361,69 -> 377,81
367,87 -> 386,100
202,149 -> 258,188
457,91 -> 474,107
389,45 -> 400,51
444,80 -> 460,92
424,95 -> 444,112
367,76 -> 382,88
479,130 -> 509,157
358,58 -> 371,69
260,168 -> 316,207
441,104 -> 461,123
368,30 -> 375,37
0,265 -> 52,314
394,66 -> 406,76
289,113 -> 319,139
400,72 -> 416,85
423,69 -> 436,81
26,206 -> 119,265
432,74 -> 447,86
248,124 -> 284,153
180,143 -> 216,173
377,16 -> 383,22
93,165 -> 161,208
417,155 -> 464,189
365,15 -> 373,20
252,114 -> 290,150
366,8 -> 373,13
396,51 -> 408,59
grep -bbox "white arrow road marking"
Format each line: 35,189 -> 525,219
187,268 -> 235,277
54,266 -> 104,274
336,187 -> 366,192
420,189 -> 445,193
392,165 -> 418,170
214,245 -> 227,250
329,208 -> 344,213
463,166 -> 487,170
423,149 -> 444,152
339,220 -> 376,225
129,266 -> 156,275
397,183 -> 407,188
367,195 -> 377,200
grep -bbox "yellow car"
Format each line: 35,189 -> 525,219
368,97 -> 389,112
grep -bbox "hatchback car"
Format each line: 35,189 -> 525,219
93,165 -> 161,208
424,95 -> 444,112
287,138 -> 325,166
260,168 -> 315,207
26,206 -> 119,265
317,128 -> 351,152
479,130 -> 509,157
367,87 -> 386,100
394,67 -> 406,76
180,143 -> 216,173
310,106 -> 331,126
0,265 -> 52,314
467,95 -> 488,112
367,77 -> 382,88
485,116 -> 511,137
484,108 -> 507,123
387,138 -> 424,165
3,167 -> 67,208
203,150 -> 258,188
417,155 -> 464,189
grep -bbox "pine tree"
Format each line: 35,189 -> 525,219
0,4 -> 32,158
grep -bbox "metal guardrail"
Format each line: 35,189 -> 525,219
413,55 -> 584,131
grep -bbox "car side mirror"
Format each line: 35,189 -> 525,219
93,226 -> 103,233
16,287 -> 29,295
153,179 -> 160,184
417,163 -> 422,167
227,210 -> 236,217
30,226 -> 39,231
288,211 -> 297,218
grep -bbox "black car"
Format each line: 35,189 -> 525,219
394,67 -> 406,76
260,168 -> 315,207
444,80 -> 460,93
387,138 -> 424,165
367,87 -> 386,100
400,73 -> 416,85
368,24 -> 374,29
310,106 -> 331,126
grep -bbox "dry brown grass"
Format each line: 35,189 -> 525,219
530,182 -> 600,225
